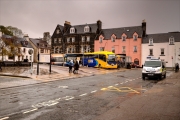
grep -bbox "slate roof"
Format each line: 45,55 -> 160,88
64,23 -> 98,35
58,25 -> 64,32
29,38 -> 50,48
142,32 -> 180,43
100,26 -> 142,39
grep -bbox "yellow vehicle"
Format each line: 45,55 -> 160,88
83,51 -> 117,68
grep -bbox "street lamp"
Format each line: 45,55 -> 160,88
28,49 -> 33,74
37,46 -> 39,75
49,47 -> 51,74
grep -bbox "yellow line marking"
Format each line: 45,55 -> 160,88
101,86 -> 139,93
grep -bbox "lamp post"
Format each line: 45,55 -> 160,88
28,49 -> 33,74
49,48 -> 51,74
37,47 -> 39,75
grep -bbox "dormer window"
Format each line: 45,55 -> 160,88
149,38 -> 153,46
70,27 -> 75,33
56,29 -> 59,34
169,36 -> 174,45
111,36 -> 115,42
99,37 -> 102,43
133,35 -> 137,41
84,26 -> 90,32
122,36 -> 126,41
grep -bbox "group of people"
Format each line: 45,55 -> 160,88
68,60 -> 79,74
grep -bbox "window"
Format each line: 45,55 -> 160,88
87,36 -> 90,42
56,29 -> 59,34
70,28 -> 75,33
67,38 -> 70,43
133,35 -> 137,40
161,48 -> 164,55
99,37 -> 102,43
111,37 -> 115,42
58,38 -> 61,43
86,45 -> 91,52
82,36 -> 85,42
112,47 -> 115,53
122,46 -> 126,53
134,46 -> 137,52
84,26 -> 90,32
169,37 -> 174,45
23,48 -> 26,53
41,48 -> 44,53
26,56 -> 28,59
149,49 -> 153,56
149,38 -> 153,45
100,47 -> 104,51
122,36 -> 126,41
72,37 -> 75,42
81,46 -> 85,53
54,38 -> 57,43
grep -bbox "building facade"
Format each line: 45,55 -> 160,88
94,21 -> 146,66
142,32 -> 180,67
51,20 -> 102,54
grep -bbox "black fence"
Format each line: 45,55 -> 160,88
0,61 -> 32,67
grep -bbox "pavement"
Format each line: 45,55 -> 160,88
0,64 -> 126,89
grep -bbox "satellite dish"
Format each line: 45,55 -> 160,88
28,49 -> 33,55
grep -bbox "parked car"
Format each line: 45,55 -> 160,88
131,62 -> 140,68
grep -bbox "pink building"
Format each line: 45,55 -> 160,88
94,21 -> 146,66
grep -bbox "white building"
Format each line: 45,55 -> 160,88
142,32 -> 180,67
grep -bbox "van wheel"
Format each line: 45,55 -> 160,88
159,76 -> 162,80
164,73 -> 166,78
142,76 -> 145,80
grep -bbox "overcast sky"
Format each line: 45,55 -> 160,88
0,0 -> 180,38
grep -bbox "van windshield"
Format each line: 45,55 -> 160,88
144,61 -> 161,67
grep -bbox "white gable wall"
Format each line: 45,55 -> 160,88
142,42 -> 176,67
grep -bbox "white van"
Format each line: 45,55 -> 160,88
142,58 -> 166,80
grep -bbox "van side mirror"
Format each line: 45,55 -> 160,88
162,65 -> 165,68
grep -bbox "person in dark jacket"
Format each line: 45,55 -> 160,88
69,60 -> 73,73
73,61 -> 79,74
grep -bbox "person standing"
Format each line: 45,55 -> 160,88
73,60 -> 79,74
69,60 -> 73,73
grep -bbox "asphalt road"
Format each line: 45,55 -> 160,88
0,68 -> 173,120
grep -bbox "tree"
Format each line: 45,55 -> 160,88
0,25 -> 13,36
6,26 -> 23,37
0,39 -> 8,61
1,36 -> 21,61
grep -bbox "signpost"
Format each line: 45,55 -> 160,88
28,49 -> 33,74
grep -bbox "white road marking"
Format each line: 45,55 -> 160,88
79,93 -> 87,96
65,97 -> 74,100
23,108 -> 38,114
91,90 -> 97,93
58,86 -> 68,88
0,117 -> 9,120
115,84 -> 119,86
47,102 -> 59,106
